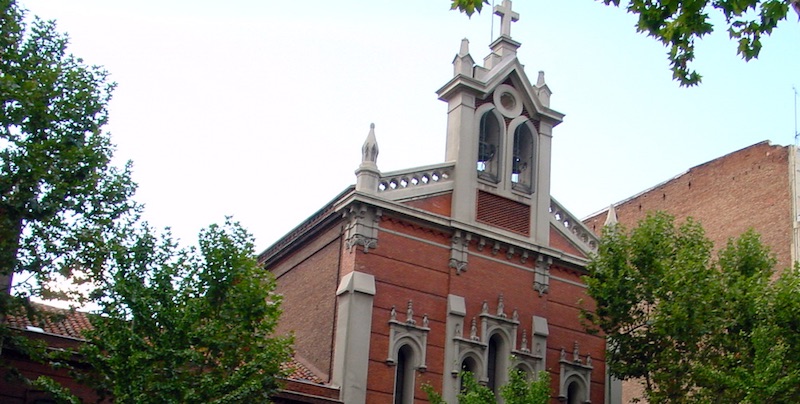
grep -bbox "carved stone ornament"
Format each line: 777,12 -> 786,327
558,340 -> 593,403
343,203 -> 382,253
387,299 -> 430,371
533,254 -> 552,296
449,230 -> 471,274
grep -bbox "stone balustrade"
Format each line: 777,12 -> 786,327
377,163 -> 454,194
549,198 -> 598,252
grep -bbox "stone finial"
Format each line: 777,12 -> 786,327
497,294 -> 506,318
362,123 -> 379,163
455,323 -> 462,338
604,204 -> 619,226
390,305 -> 397,321
494,0 -> 519,38
355,123 -> 381,193
520,330 -> 529,352
422,314 -> 429,328
453,38 -> 475,77
482,300 -> 489,314
573,342 -> 581,363
406,300 -> 416,325
536,71 -> 546,87
470,317 -> 480,341
560,348 -> 566,361
512,309 -> 519,321
459,38 -> 470,56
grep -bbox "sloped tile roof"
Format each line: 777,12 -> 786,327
5,302 -> 328,385
4,302 -> 93,340
281,357 -> 325,384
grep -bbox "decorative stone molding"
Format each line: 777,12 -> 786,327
449,230 -> 471,274
387,300 -> 430,372
533,254 -> 552,296
550,198 -> 599,253
377,163 -> 454,196
343,203 -> 382,253
511,316 -> 548,376
558,341 -> 593,403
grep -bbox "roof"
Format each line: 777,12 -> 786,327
4,302 -> 328,385
4,302 -> 93,340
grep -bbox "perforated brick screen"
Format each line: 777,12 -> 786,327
476,190 -> 530,235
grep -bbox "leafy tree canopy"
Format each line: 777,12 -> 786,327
1,0 -> 136,370
73,219 -> 293,403
450,0 -> 799,86
583,211 -> 800,403
423,369 -> 551,404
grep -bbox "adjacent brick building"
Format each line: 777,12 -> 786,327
260,2 -> 618,403
584,141 -> 799,274
583,140 -> 800,403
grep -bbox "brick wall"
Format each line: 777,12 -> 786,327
583,141 -> 794,403
585,141 -> 794,272
352,214 -> 605,403
271,224 -> 343,382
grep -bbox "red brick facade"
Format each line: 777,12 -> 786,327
262,193 -> 607,403
584,141 -> 795,273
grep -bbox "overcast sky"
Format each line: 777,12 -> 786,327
22,0 -> 800,252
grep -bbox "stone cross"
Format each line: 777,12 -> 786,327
494,0 -> 519,38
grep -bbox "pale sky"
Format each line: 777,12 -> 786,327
22,0 -> 800,252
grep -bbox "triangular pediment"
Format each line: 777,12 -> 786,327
437,57 -> 564,128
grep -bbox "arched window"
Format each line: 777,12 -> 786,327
394,345 -> 415,404
487,333 -> 508,395
478,111 -> 501,181
567,380 -> 584,404
459,356 -> 479,392
511,123 -> 534,192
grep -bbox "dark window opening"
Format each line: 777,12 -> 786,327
511,123 -> 534,192
478,112 -> 501,181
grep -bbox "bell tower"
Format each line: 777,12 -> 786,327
436,0 -> 564,246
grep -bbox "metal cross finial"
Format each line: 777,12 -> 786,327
494,0 -> 519,38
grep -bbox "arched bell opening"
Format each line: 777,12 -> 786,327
477,110 -> 502,182
511,122 -> 535,193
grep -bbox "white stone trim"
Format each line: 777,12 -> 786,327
331,272 -> 376,404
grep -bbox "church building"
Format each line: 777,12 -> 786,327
260,2 -> 617,403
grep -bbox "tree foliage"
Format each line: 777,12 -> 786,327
1,0 -> 136,382
450,0 -> 798,86
76,219 -> 293,403
584,211 -> 800,403
423,369 -> 551,404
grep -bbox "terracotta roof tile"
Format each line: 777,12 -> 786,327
5,302 -> 93,340
6,303 -> 328,386
280,357 -> 325,384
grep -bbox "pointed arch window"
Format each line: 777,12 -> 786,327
487,333 -> 509,395
478,111 -> 501,182
459,356 -> 480,392
394,344 -> 415,404
511,122 -> 534,193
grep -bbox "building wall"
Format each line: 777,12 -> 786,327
271,223 -> 344,382
585,141 -> 794,272
348,213 -> 605,403
1,346 -> 103,403
583,141 -> 795,403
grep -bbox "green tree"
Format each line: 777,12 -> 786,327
501,369 -> 551,404
423,368 -> 551,404
77,219 -> 293,403
584,212 -> 800,403
1,0 -> 135,387
450,0 -> 799,86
